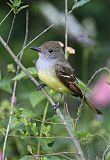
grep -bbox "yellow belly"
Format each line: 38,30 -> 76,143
38,71 -> 70,93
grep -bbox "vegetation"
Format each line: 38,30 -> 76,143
0,0 -> 110,159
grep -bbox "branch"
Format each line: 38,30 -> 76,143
17,0 -> 91,57
0,9 -> 12,26
65,0 -> 68,58
0,34 -> 85,160
2,10 -> 29,160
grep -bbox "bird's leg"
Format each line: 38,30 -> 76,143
52,104 -> 59,111
37,83 -> 46,91
52,93 -> 63,111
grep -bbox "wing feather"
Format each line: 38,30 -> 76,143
55,63 -> 82,97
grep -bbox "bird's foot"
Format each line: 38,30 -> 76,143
37,84 -> 46,91
52,103 -> 59,111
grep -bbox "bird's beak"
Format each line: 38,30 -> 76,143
30,47 -> 42,52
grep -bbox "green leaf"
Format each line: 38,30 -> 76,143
7,0 -> 28,14
15,108 -> 24,118
0,126 -> 6,135
0,79 -> 12,93
44,157 -> 63,160
74,0 -> 90,9
18,5 -> 29,13
20,155 -> 35,160
7,3 -> 13,9
29,90 -> 46,107
31,123 -> 38,135
41,125 -> 51,136
7,64 -> 15,73
76,131 -> 91,140
12,67 -> 37,81
27,145 -> 33,155
14,0 -> 21,7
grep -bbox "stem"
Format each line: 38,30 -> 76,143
2,81 -> 17,160
65,0 -> 68,60
6,14 -> 16,44
64,94 -> 70,117
102,145 -> 110,160
37,101 -> 49,155
64,0 -> 70,117
0,9 -> 12,26
17,0 -> 90,57
2,10 -> 29,160
0,35 -> 85,160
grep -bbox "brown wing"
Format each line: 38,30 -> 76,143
55,63 -> 102,115
55,63 -> 83,97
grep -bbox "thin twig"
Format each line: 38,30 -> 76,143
102,145 -> 110,160
64,94 -> 70,116
0,9 -> 12,26
64,0 -> 70,117
60,154 -> 74,160
0,1 -> 91,158
6,14 -> 16,44
87,67 -> 110,87
75,67 -> 110,129
27,151 -> 81,160
37,101 -> 49,154
1,134 -> 74,139
65,0 -> 68,59
0,113 -> 64,125
0,34 -> 85,160
2,10 -> 29,160
35,151 -> 80,157
17,0 -> 90,57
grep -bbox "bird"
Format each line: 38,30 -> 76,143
31,41 -> 102,115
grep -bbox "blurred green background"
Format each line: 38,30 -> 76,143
0,0 -> 110,160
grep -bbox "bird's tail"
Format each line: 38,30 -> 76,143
83,96 -> 102,115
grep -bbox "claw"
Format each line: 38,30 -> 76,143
52,104 -> 59,111
37,84 -> 46,91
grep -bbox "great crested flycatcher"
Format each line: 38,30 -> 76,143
31,41 -> 102,115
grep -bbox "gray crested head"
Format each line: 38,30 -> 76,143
31,41 -> 65,60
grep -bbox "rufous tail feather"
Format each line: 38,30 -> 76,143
83,96 -> 102,115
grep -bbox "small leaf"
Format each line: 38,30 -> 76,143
7,0 -> 28,14
14,0 -> 21,7
76,131 -> 91,140
0,126 -> 6,135
18,5 -> 29,12
20,155 -> 35,160
45,125 -> 51,135
9,0 -> 14,4
41,125 -> 51,136
27,145 -> 33,155
29,90 -> 46,107
31,123 -> 38,135
7,64 -> 16,73
43,156 -> 61,160
74,0 -> 90,9
7,3 -> 13,9
12,67 -> 37,81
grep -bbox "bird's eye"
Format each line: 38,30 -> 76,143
49,49 -> 53,53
